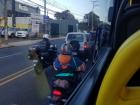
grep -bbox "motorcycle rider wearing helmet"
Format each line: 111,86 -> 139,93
35,34 -> 51,55
45,43 -> 85,93
53,43 -> 85,72
50,43 -> 86,96
42,34 -> 51,50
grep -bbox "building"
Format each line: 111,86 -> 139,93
0,0 -> 40,17
0,0 -> 78,37
7,0 -> 40,17
0,0 -> 40,32
0,0 -> 4,16
47,19 -> 78,37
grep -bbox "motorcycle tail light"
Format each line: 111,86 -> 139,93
53,90 -> 62,96
83,42 -> 89,48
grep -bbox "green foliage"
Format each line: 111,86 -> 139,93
79,12 -> 100,31
54,10 -> 76,20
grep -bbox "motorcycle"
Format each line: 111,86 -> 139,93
28,44 -> 57,74
43,42 -> 86,105
47,87 -> 68,105
46,67 -> 83,105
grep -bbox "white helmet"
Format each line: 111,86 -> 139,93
43,34 -> 49,39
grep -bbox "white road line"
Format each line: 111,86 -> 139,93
0,69 -> 34,86
0,52 -> 22,59
0,66 -> 34,82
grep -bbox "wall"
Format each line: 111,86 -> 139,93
0,17 -> 31,29
6,0 -> 40,16
0,0 -> 4,16
49,19 -> 78,37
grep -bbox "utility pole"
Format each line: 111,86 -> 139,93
44,0 -> 46,34
4,0 -> 8,41
12,0 -> 16,28
44,0 -> 46,16
91,1 -> 97,31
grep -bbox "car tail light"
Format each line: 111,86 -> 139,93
53,90 -> 62,96
83,42 -> 89,48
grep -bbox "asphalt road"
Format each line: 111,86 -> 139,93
0,38 -> 65,105
0,46 -> 32,79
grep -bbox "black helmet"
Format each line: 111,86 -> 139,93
60,43 -> 72,55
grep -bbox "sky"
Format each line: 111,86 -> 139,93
17,0 -> 112,22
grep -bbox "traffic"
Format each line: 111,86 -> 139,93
0,0 -> 140,105
28,32 -> 95,105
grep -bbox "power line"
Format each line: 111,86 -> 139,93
40,0 -> 67,10
19,0 -> 83,20
27,0 -> 58,13
35,0 -> 83,17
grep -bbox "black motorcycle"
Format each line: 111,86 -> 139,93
46,66 -> 82,105
28,44 -> 57,74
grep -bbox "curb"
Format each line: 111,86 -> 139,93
0,45 -> 15,49
0,37 -> 65,49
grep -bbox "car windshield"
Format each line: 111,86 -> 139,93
0,0 -> 116,105
67,34 -> 84,42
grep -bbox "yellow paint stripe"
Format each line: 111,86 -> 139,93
0,66 -> 33,82
130,0 -> 132,6
0,69 -> 33,87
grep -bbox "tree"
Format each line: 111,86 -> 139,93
84,12 -> 100,30
79,12 -> 100,31
54,10 -> 76,20
79,22 -> 90,32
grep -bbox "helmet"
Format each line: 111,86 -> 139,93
43,34 -> 49,39
50,44 -> 54,48
60,43 -> 72,55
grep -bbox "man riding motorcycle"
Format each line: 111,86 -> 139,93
53,43 -> 85,73
45,43 -> 86,104
45,43 -> 85,88
53,43 -> 85,91
42,34 -> 51,50
36,34 -> 51,55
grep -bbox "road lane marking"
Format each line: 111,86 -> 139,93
0,66 -> 34,82
0,68 -> 34,86
0,52 -> 23,59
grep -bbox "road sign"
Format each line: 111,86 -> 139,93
43,16 -> 49,23
31,13 -> 43,23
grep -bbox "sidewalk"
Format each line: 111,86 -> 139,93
0,37 -> 65,49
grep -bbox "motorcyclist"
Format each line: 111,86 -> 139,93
41,34 -> 51,50
53,43 -> 85,72
52,43 -> 86,89
34,34 -> 51,57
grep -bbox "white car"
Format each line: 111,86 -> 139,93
15,30 -> 29,38
1,28 -> 16,37
65,32 -> 92,61
65,32 -> 90,51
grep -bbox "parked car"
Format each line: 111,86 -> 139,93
15,29 -> 29,38
65,32 -> 92,60
1,28 -> 16,38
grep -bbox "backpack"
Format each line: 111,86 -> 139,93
53,58 -> 78,89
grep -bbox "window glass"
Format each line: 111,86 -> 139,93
67,34 -> 84,42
